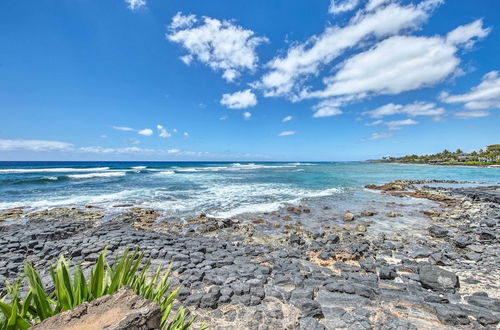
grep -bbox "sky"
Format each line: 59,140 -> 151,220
0,0 -> 499,161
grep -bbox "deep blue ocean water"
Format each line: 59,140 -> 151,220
1,161 -> 499,219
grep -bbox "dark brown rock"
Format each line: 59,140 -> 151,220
33,287 -> 162,330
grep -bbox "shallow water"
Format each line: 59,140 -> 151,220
0,161 -> 498,222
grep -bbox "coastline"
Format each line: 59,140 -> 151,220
368,161 -> 500,168
1,180 -> 499,328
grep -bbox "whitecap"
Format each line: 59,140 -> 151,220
0,167 -> 110,173
67,172 -> 126,179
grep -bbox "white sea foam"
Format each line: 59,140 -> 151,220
157,171 -> 175,175
131,166 -> 147,169
43,176 -> 58,180
67,172 -> 126,179
0,167 -> 110,173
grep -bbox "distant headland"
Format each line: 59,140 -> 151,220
370,144 -> 500,166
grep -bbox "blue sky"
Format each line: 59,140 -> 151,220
0,0 -> 499,161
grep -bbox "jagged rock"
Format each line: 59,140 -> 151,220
428,225 -> 449,238
33,287 -> 161,330
453,234 -> 473,248
419,264 -> 459,293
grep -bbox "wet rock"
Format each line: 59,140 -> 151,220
343,211 -> 355,222
287,206 -> 302,215
355,224 -> 367,233
0,207 -> 24,221
360,211 -> 377,217
418,264 -> 459,293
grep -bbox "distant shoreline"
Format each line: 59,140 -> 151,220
367,160 -> 500,168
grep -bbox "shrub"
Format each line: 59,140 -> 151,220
0,249 -> 197,330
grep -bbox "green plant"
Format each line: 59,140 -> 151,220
0,249 -> 197,330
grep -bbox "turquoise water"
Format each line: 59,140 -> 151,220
0,161 -> 499,219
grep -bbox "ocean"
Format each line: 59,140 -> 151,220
1,161 -> 499,221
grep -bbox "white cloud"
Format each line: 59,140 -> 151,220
282,116 -> 293,122
183,132 -> 189,137
220,89 -> 258,109
170,12 -> 196,30
173,128 -> 178,133
440,71 -> 500,110
157,125 -> 171,138
312,99 -> 343,118
329,0 -> 359,14
303,19 -> 489,101
243,112 -> 252,120
307,36 -> 458,99
219,115 -> 229,120
256,1 -> 441,98
113,126 -> 135,132
124,0 -> 145,10
364,101 -> 445,118
167,13 -> 268,82
446,19 -> 490,49
366,132 -> 393,140
385,118 -> 418,130
0,139 -> 73,152
365,0 -> 391,11
365,120 -> 384,126
137,128 -> 153,136
100,134 -> 107,139
278,130 -> 296,136
454,111 -> 490,119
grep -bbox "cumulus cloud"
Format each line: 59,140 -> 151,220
124,0 -> 145,10
167,13 -> 268,82
243,112 -> 252,120
454,111 -> 490,119
446,19 -> 491,49
311,99 -> 343,118
303,19 -> 489,102
329,0 -> 360,14
157,125 -> 171,138
440,71 -> 500,110
256,1 -> 441,98
220,89 -> 258,109
282,116 -> 293,122
385,119 -> 418,130
366,132 -> 393,140
363,101 -> 445,118
137,128 -> 153,136
0,139 -> 74,152
183,132 -> 189,137
278,130 -> 296,136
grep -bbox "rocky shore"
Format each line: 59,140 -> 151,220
0,180 -> 499,329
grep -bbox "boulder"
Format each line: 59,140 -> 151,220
343,211 -> 355,222
33,287 -> 161,330
418,264 -> 459,293
453,234 -> 473,248
428,225 -> 449,238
